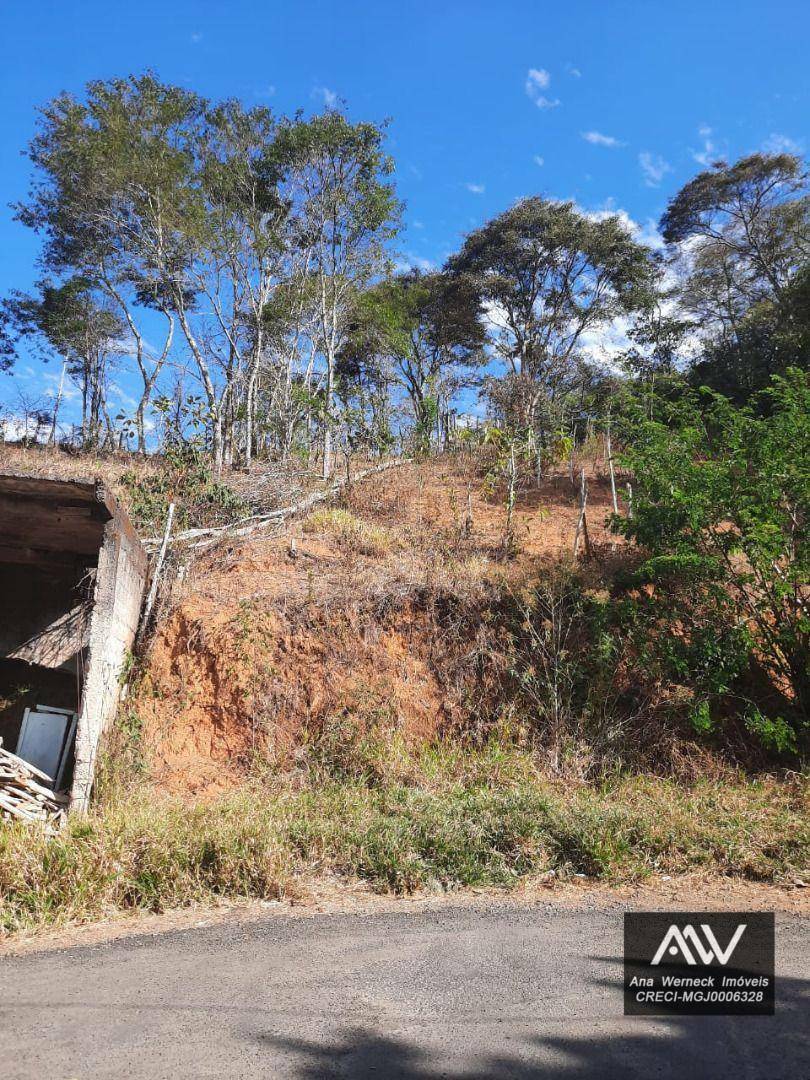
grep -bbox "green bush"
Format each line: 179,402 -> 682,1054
121,444 -> 247,533
615,370 -> 809,747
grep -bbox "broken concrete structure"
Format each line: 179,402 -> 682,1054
0,474 -> 147,812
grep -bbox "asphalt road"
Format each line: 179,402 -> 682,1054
1,903 -> 807,1079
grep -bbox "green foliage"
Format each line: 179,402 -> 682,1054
448,196 -> 659,430
615,370 -> 810,742
661,152 -> 809,404
345,269 -> 486,452
743,708 -> 797,754
121,443 -> 247,533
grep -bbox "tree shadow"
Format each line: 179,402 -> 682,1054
252,969 -> 809,1079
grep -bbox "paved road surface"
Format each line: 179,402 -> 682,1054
1,903 -> 807,1079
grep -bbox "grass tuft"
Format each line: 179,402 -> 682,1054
303,507 -> 397,556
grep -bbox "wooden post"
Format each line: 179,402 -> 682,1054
463,482 -> 473,538
605,415 -> 618,516
573,468 -> 591,560
137,502 -> 175,645
626,481 -> 634,520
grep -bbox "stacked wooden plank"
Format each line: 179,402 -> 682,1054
0,744 -> 68,827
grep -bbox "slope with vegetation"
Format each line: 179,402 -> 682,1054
0,434 -> 807,935
0,73 -> 807,936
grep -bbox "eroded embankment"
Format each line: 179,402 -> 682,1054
133,459 -> 578,793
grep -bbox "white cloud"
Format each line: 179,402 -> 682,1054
579,315 -> 634,371
762,133 -> 804,155
466,182 -> 485,195
108,385 -> 139,411
582,131 -> 625,148
533,155 -> 545,167
526,67 -> 550,90
41,371 -> 80,402
691,124 -> 721,167
639,151 -> 672,187
312,86 -> 338,108
534,96 -> 560,110
190,31 -> 203,43
581,200 -> 664,251
566,64 -> 582,78
394,254 -> 436,273
255,85 -> 276,99
525,68 -> 560,110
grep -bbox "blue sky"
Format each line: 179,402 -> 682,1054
1,0 -> 807,425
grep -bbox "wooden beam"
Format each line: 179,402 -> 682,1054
0,543 -> 94,570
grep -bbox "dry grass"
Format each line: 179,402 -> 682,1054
0,443 -> 165,507
1,748 -> 806,935
303,507 -> 398,557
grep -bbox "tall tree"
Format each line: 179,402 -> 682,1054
662,153 -> 810,400
15,74 -> 201,450
273,111 -> 401,477
661,153 -> 809,303
156,98 -> 287,469
447,197 -> 658,437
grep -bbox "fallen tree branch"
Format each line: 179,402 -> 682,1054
143,458 -> 411,550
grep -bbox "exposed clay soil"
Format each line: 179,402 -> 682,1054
132,456 -> 624,795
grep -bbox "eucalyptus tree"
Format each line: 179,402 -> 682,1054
15,74 -> 201,450
661,153 -> 810,400
447,197 -> 659,440
157,99 -> 288,469
272,112 -> 401,477
349,269 -> 487,451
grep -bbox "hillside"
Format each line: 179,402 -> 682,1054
0,445 -> 806,936
133,455 -> 620,794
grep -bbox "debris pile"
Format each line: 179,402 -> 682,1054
0,744 -> 68,827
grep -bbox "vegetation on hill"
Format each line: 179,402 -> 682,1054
0,73 -> 807,935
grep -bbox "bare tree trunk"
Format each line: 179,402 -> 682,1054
49,362 -> 66,446
322,355 -> 334,480
573,468 -> 591,561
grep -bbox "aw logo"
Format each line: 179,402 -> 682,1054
624,912 -> 775,1016
651,922 -> 746,966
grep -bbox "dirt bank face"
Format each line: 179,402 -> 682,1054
138,596 -> 461,794
132,458 -> 622,796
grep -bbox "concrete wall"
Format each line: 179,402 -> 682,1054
70,510 -> 148,811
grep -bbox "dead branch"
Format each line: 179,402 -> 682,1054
142,458 -> 411,551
